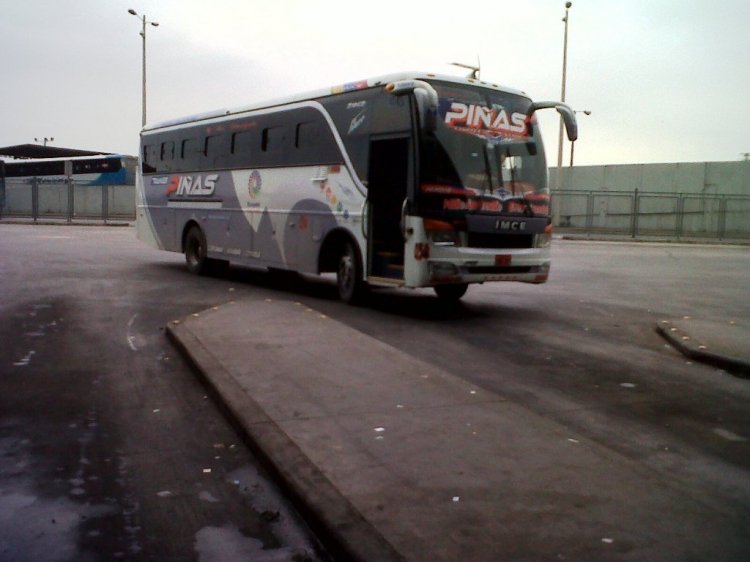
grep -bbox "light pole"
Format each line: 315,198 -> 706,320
34,137 -> 54,146
128,9 -> 159,127
569,110 -> 591,166
556,2 -> 572,189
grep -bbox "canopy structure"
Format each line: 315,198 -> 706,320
0,144 -> 112,160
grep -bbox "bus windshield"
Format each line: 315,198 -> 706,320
419,81 -> 549,217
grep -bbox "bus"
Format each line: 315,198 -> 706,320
136,72 -> 577,302
2,154 -> 135,185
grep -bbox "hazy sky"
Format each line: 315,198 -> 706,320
2,0 -> 748,166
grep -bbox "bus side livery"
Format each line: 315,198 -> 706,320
136,72 -> 577,302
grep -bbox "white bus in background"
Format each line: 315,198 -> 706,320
2,154 -> 135,186
136,72 -> 577,302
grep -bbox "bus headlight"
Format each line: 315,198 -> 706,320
424,218 -> 458,245
534,233 -> 552,248
535,224 -> 553,248
430,262 -> 459,277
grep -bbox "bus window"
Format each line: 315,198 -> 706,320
295,121 -> 320,149
181,138 -> 199,159
161,141 -> 174,161
204,135 -> 220,156
232,131 -> 254,155
262,127 -> 286,152
142,145 -> 156,173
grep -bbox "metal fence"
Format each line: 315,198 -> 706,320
0,178 -> 135,222
552,189 -> 750,240
2,178 -> 747,239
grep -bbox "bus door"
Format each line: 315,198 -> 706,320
367,136 -> 411,280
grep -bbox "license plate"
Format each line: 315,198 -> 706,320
495,255 -> 511,267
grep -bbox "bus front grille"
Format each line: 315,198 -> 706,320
467,232 -> 534,249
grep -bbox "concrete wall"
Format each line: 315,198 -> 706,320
550,160 -> 750,195
549,161 -> 750,239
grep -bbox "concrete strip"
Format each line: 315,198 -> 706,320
168,299 -> 747,561
167,314 -> 403,562
656,319 -> 750,378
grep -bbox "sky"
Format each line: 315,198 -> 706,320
1,0 -> 749,166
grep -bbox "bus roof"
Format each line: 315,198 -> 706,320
143,71 -> 529,133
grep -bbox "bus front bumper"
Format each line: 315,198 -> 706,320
424,246 -> 551,286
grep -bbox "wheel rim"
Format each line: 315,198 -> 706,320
187,234 -> 202,268
338,251 -> 354,296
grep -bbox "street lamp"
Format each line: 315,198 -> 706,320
128,9 -> 159,127
34,137 -> 55,146
569,110 -> 591,166
556,2 -> 572,188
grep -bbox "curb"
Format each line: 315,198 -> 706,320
559,234 -> 750,247
165,316 -> 404,562
655,323 -> 750,378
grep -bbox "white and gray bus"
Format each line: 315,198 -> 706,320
136,72 -> 577,302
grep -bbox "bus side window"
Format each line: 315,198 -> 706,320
230,130 -> 257,169
295,121 -> 319,149
181,138 -> 199,159
142,144 -> 156,173
204,134 -> 228,168
262,126 -> 287,153
293,118 -> 341,166
161,141 -> 174,161
204,136 -> 218,156
231,131 -> 254,154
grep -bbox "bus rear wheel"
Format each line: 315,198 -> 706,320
337,241 -> 366,304
185,226 -> 208,275
434,283 -> 468,301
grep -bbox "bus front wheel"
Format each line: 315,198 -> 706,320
434,283 -> 468,301
337,241 -> 366,304
185,226 -> 208,275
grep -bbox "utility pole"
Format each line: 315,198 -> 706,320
128,9 -> 159,127
556,2 -> 572,190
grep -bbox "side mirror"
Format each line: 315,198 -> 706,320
386,80 -> 438,133
528,101 -> 578,141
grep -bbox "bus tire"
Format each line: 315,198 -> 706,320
185,225 -> 209,275
337,241 -> 366,304
434,283 -> 468,301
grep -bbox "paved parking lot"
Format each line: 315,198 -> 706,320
0,225 -> 326,562
1,224 -> 748,560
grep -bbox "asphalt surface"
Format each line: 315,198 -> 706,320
2,224 -> 749,561
0,224 -> 327,562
